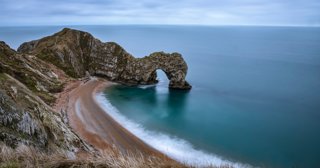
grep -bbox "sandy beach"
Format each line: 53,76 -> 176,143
54,77 -> 168,158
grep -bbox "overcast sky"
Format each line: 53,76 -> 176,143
0,0 -> 319,26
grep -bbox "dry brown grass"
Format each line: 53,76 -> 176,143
0,143 -> 182,168
0,143 -> 233,168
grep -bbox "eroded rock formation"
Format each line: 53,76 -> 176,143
0,28 -> 191,164
0,41 -> 92,153
0,28 -> 192,155
18,28 -> 192,89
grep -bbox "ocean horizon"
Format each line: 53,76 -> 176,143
1,25 -> 320,168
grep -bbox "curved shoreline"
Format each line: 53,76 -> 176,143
54,77 -> 247,168
94,90 -> 249,168
54,78 -> 169,159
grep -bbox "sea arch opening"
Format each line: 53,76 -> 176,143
155,69 -> 170,86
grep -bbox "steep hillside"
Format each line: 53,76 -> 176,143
0,41 -> 92,157
0,41 -> 67,105
0,28 -> 195,167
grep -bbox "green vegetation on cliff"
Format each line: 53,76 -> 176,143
18,28 -> 191,89
0,28 -> 196,168
0,41 -> 67,105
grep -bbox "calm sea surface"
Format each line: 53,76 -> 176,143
1,25 -> 320,167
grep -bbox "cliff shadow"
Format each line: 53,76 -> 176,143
106,84 -> 158,106
166,88 -> 190,117
156,69 -> 190,116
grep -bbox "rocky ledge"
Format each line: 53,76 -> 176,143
0,28 -> 191,166
0,41 -> 93,155
18,28 -> 192,89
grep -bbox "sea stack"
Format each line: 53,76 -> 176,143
18,28 -> 192,89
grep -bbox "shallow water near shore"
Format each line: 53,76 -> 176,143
1,25 -> 320,167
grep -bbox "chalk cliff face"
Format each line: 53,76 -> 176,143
0,41 -> 92,154
0,28 -> 192,165
0,28 -> 191,155
18,28 -> 192,89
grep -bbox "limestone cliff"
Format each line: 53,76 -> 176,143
0,41 -> 92,156
0,28 -> 191,161
18,28 -> 192,89
0,41 -> 66,105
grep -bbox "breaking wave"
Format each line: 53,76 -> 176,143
94,93 -> 250,168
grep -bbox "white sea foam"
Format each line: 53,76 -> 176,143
138,84 -> 157,89
94,93 -> 251,168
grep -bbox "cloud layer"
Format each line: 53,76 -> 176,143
0,0 -> 319,26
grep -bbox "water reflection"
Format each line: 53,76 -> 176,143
167,89 -> 190,115
107,85 -> 158,106
107,84 -> 190,118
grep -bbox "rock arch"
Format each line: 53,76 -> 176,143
18,28 -> 192,90
117,52 -> 191,89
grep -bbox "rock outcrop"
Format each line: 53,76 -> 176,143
0,41 -> 92,155
0,28 -> 192,166
18,28 -> 192,89
0,28 -> 192,158
1,41 -> 67,105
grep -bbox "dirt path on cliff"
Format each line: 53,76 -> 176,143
54,78 -> 168,159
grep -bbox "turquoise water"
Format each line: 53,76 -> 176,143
1,25 -> 320,167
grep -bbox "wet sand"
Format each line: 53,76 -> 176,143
54,78 -> 167,158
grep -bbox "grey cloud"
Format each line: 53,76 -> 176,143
0,0 -> 319,26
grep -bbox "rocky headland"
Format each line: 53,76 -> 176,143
0,28 -> 191,167
18,28 -> 192,89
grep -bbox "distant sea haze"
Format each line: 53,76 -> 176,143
1,25 -> 320,168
